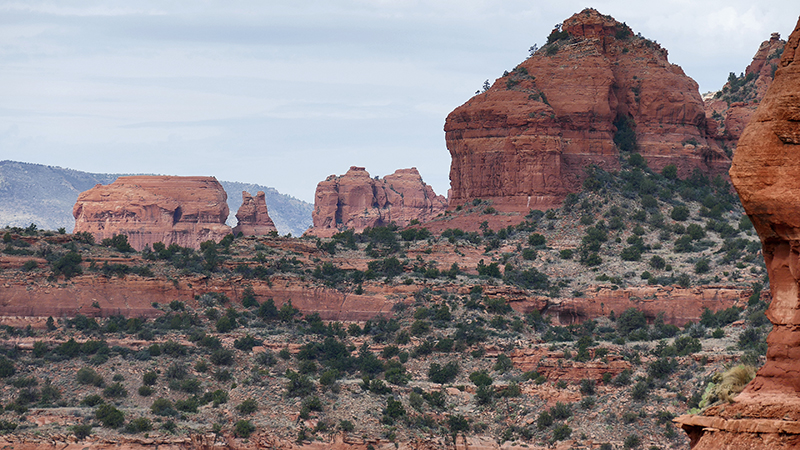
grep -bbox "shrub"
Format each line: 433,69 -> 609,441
236,398 -> 258,415
142,371 -> 157,386
95,404 -> 124,428
151,398 -> 177,416
125,417 -> 152,433
671,205 -> 690,221
550,402 -> 572,420
536,411 -> 553,429
234,420 -> 255,438
428,361 -> 459,384
71,424 -> 92,439
624,434 -> 641,448
552,423 -> 572,441
77,367 -> 104,387
138,385 -> 153,397
103,382 -> 127,399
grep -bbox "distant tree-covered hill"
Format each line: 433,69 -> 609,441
0,160 -> 312,236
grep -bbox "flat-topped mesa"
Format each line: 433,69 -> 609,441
232,191 -> 277,236
705,32 -> 786,148
445,8 -> 729,213
676,15 -> 800,450
73,176 -> 231,251
307,166 -> 447,237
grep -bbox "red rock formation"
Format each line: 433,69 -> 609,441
307,166 -> 447,237
232,191 -> 277,236
705,33 -> 786,151
73,176 -> 231,251
445,8 -> 730,213
676,15 -> 800,449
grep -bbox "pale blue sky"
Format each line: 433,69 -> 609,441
1,1 -> 796,202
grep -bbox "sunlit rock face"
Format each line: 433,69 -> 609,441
445,8 -> 729,213
73,176 -> 231,251
233,191 -> 277,236
307,166 -> 447,237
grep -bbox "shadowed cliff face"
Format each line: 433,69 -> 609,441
676,15 -> 800,450
445,8 -> 730,213
73,176 -> 232,251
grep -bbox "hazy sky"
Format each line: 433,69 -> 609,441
1,1 -> 797,203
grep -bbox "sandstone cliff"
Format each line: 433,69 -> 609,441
676,15 -> 800,449
73,176 -> 232,251
307,167 -> 447,237
705,33 -> 786,152
232,191 -> 277,237
445,8 -> 729,213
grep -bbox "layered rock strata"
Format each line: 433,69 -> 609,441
308,166 -> 447,237
73,176 -> 231,251
676,15 -> 800,449
232,191 -> 277,236
445,8 -> 729,212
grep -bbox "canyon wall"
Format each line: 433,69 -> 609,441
232,191 -> 277,237
445,8 -> 729,212
73,176 -> 232,251
676,15 -> 800,449
307,167 -> 446,237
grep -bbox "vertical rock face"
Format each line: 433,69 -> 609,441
676,16 -> 800,449
445,8 -> 729,212
705,33 -> 786,150
73,176 -> 231,251
307,166 -> 447,237
232,191 -> 277,236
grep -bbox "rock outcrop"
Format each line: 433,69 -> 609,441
705,32 -> 786,151
676,15 -> 800,449
73,176 -> 231,251
232,191 -> 277,236
307,167 -> 447,237
445,8 -> 730,212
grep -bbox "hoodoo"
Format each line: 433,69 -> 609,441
73,176 -> 232,251
232,191 -> 277,236
445,8 -> 729,213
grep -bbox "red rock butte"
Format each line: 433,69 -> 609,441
232,191 -> 277,236
307,166 -> 447,237
73,176 -> 232,251
445,8 -> 730,213
676,15 -> 800,449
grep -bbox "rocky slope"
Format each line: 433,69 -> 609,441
307,167 -> 446,238
73,176 -> 232,251
445,8 -> 729,214
676,14 -> 800,449
704,33 -> 786,153
232,191 -> 277,237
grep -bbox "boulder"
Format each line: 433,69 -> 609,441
307,166 -> 446,237
445,8 -> 730,213
232,191 -> 277,236
73,176 -> 231,251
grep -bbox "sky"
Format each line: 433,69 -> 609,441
1,1 -> 797,203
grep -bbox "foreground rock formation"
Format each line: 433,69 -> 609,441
232,191 -> 277,236
307,167 -> 447,237
705,33 -> 786,151
445,8 -> 729,212
676,15 -> 800,449
73,176 -> 232,251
